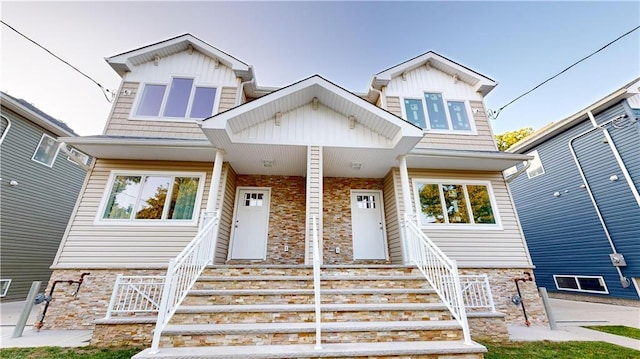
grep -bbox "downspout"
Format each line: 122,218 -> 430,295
568,112 -> 633,288
236,68 -> 255,106
58,142 -> 93,171
0,115 -> 11,145
506,160 -> 532,183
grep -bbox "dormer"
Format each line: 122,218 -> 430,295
102,34 -> 254,139
369,52 -> 498,151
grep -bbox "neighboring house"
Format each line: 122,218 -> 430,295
508,78 -> 640,305
44,34 -> 547,357
0,92 -> 89,301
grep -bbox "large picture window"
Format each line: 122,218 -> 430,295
99,172 -> 205,224
402,93 -> 474,133
414,180 -> 499,227
32,134 -> 59,167
135,78 -> 217,120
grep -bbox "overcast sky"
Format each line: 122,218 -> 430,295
1,1 -> 639,136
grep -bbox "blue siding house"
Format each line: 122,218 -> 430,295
507,78 -> 640,303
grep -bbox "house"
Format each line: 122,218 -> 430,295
507,78 -> 640,305
0,92 -> 89,302
43,34 -> 547,357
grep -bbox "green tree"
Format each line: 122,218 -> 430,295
495,127 -> 534,151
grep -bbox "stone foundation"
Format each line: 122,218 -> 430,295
91,318 -> 155,346
467,313 -> 508,342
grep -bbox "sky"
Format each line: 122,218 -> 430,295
1,1 -> 639,136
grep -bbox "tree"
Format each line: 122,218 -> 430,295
495,127 -> 534,151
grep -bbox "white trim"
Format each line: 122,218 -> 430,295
228,186 -> 272,261
94,170 -> 206,226
553,274 -> 609,294
632,277 -> 640,299
67,148 -> 90,166
31,133 -> 60,167
399,92 -> 477,134
412,178 -> 503,230
525,150 -> 545,179
350,189 -> 389,261
0,279 -> 11,297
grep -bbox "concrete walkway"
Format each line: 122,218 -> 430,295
0,297 -> 638,350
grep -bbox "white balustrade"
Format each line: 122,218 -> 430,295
106,275 -> 165,318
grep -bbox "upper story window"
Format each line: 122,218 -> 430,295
67,148 -> 91,166
413,179 -> 500,228
135,78 -> 217,120
32,134 -> 59,167
403,92 -> 474,132
525,150 -> 545,179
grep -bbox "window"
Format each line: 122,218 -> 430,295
414,180 -> 499,227
67,148 -> 90,166
32,134 -> 59,167
402,92 -> 474,132
503,165 -> 518,178
135,78 -> 217,120
525,150 -> 545,179
554,275 -> 608,294
0,279 -> 11,297
98,172 -> 205,224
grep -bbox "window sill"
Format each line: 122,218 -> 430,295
423,129 -> 478,136
420,224 -> 503,231
128,116 -> 203,123
93,219 -> 199,227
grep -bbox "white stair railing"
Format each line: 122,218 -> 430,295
404,214 -> 472,344
459,274 -> 496,312
150,211 -> 221,353
105,275 -> 165,318
312,215 -> 322,350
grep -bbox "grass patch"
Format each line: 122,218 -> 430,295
480,340 -> 640,359
0,346 -> 142,359
583,325 -> 640,340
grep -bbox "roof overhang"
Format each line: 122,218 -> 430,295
58,136 -> 217,162
1,93 -> 76,137
370,51 -> 497,99
407,148 -> 532,171
106,34 -> 253,81
509,77 -> 640,154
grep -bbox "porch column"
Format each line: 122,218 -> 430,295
399,155 -> 413,264
205,150 -> 225,214
305,146 -> 323,265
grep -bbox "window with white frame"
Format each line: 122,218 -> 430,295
553,275 -> 608,294
503,165 -> 518,178
32,134 -> 59,167
67,148 -> 90,166
98,172 -> 205,223
403,92 -> 474,132
525,150 -> 545,179
0,279 -> 11,297
135,78 -> 217,119
414,180 -> 499,226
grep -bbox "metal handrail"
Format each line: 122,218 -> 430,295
459,274 -> 496,312
106,275 -> 165,318
312,215 -> 322,350
404,214 -> 471,344
150,211 -> 220,353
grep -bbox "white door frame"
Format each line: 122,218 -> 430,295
228,186 -> 271,260
350,189 -> 389,260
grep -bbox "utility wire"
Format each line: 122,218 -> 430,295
488,24 -> 640,120
1,20 -> 114,102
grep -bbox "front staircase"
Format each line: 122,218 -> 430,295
133,265 -> 487,358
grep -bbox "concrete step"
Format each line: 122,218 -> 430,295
193,275 -> 429,290
159,320 -> 464,347
133,340 -> 486,359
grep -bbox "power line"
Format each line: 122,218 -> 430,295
488,24 -> 640,120
1,20 -> 114,102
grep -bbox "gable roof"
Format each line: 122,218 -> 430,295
106,33 -> 253,81
509,77 -> 640,154
1,91 -> 77,137
371,51 -> 497,97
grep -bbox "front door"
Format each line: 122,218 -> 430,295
229,188 -> 271,260
351,190 -> 387,260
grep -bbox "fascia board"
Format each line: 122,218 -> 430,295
1,94 -> 76,137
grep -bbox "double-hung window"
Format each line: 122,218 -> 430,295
98,171 -> 205,225
135,78 -> 217,120
403,92 -> 473,132
414,180 -> 500,227
32,134 -> 59,167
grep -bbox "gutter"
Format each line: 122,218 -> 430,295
505,160 -> 531,183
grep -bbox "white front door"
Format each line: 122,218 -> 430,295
351,190 -> 387,260
229,188 -> 271,260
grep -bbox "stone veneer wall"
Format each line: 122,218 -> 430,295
39,269 -> 165,330
322,177 -> 385,264
234,175 -> 306,264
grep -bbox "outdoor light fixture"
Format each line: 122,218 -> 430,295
351,162 -> 362,170
275,112 -> 282,126
262,160 -> 273,168
312,97 -> 319,110
553,191 -> 560,198
349,115 -> 356,129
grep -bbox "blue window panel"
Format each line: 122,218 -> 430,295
163,78 -> 194,117
424,93 -> 448,130
448,101 -> 471,131
404,99 -> 426,128
136,84 -> 166,116
190,87 -> 217,118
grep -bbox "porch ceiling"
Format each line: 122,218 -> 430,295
407,148 -> 532,171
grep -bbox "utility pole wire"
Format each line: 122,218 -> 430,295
488,24 -> 640,120
1,20 -> 114,102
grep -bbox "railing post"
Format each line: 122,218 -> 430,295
106,274 -> 122,319
151,260 -> 177,353
451,261 -> 471,345
483,274 -> 496,313
312,215 -> 322,350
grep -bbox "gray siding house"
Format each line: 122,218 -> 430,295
507,78 -> 640,304
0,92 -> 88,301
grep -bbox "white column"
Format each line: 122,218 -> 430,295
206,150 -> 225,213
399,155 -> 413,264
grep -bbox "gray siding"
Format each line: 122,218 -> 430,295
0,109 -> 86,301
